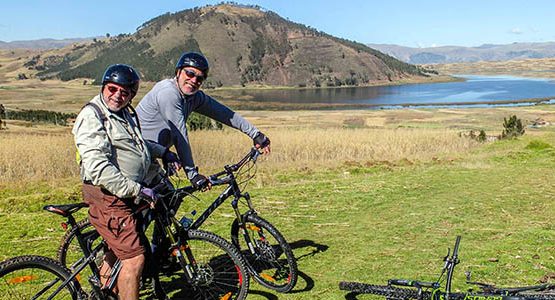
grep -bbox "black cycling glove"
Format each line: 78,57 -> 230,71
186,166 -> 210,190
253,132 -> 270,148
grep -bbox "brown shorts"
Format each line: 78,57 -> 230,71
82,184 -> 146,260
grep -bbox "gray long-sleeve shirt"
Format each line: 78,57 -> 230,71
135,78 -> 259,170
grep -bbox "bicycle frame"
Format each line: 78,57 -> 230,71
51,195 -> 206,297
169,148 -> 260,246
44,204 -> 118,298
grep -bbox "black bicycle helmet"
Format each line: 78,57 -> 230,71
175,52 -> 209,76
102,64 -> 140,94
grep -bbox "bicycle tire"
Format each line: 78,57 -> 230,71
513,291 -> 555,300
57,219 -> 101,268
339,282 -> 432,299
0,255 -> 81,299
158,229 -> 250,300
231,213 -> 298,293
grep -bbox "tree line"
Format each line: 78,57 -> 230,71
0,103 -> 220,131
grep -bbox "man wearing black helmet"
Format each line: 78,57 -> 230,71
72,64 -> 180,300
136,52 -> 271,190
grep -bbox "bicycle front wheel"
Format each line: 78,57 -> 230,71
231,213 -> 298,293
339,282 -> 432,299
514,290 -> 555,300
159,229 -> 249,300
0,255 -> 80,299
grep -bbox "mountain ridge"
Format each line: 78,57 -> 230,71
22,4 -> 430,88
368,42 -> 555,64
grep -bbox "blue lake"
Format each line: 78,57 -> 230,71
228,75 -> 555,109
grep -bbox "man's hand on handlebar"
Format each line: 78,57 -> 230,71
186,166 -> 212,192
137,186 -> 159,208
191,173 -> 212,191
162,149 -> 182,176
253,132 -> 271,155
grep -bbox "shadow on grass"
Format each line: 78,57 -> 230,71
288,239 -> 329,261
247,289 -> 279,299
246,239 -> 328,297
141,239 -> 329,299
249,269 -> 316,299
344,292 -> 362,299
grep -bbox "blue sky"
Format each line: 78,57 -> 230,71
2,0 -> 555,47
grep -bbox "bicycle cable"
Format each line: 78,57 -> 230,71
237,157 -> 257,191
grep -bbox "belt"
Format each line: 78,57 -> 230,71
83,180 -> 115,196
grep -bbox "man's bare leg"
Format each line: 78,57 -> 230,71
99,251 -> 118,293
117,254 -> 145,300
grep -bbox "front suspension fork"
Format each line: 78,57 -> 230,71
233,193 -> 261,255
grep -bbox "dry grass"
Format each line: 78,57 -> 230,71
0,127 -> 78,184
191,127 -> 479,172
3,102 -> 555,185
0,121 -> 479,185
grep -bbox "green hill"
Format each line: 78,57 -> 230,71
28,3 -> 429,88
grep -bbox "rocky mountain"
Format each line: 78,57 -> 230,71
26,4 -> 429,88
0,38 -> 95,50
368,42 -> 555,64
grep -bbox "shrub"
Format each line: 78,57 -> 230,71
4,108 -> 76,126
525,140 -> 552,151
477,130 -> 487,142
501,115 -> 525,139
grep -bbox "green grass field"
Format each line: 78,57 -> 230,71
1,127 -> 554,299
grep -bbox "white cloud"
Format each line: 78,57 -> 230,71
510,28 -> 523,35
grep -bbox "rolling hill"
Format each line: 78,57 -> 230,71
0,38 -> 95,50
368,42 -> 555,64
23,4 -> 430,88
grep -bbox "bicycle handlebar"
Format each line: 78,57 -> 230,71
208,147 -> 260,185
159,147 -> 261,198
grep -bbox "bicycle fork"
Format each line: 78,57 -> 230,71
233,193 -> 263,257
164,218 -> 197,283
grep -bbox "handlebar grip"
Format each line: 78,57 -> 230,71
388,279 -> 412,287
453,235 -> 462,257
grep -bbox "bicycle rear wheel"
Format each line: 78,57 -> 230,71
231,213 -> 298,293
339,282 -> 432,299
0,255 -> 80,299
58,219 -> 102,269
158,229 -> 249,300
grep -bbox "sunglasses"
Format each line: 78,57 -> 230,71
106,84 -> 133,98
183,69 -> 206,82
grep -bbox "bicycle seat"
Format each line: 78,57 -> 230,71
43,203 -> 89,217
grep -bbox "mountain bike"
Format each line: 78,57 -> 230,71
0,190 -> 249,299
339,236 -> 555,300
58,147 -> 298,293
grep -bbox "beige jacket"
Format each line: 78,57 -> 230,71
72,95 -> 166,198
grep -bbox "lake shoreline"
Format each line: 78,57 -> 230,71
220,96 -> 555,111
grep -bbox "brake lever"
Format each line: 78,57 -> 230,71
251,147 -> 261,162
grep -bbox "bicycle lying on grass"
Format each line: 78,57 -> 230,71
0,185 -> 250,299
340,236 -> 555,300
58,147 -> 298,294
